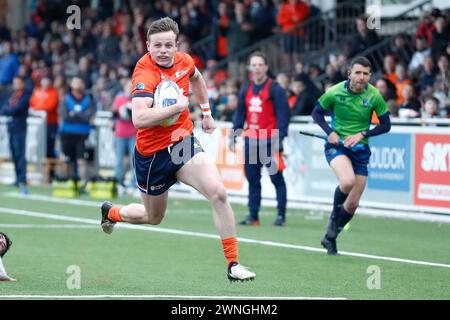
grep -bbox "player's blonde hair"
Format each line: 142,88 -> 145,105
147,17 -> 180,41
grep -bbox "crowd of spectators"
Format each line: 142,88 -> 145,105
0,1 -> 449,183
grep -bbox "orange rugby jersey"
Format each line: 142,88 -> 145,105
132,51 -> 195,156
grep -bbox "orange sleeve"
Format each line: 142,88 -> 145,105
131,58 -> 160,99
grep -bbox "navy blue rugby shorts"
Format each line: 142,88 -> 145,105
134,135 -> 204,195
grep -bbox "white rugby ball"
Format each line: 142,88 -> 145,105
153,79 -> 182,127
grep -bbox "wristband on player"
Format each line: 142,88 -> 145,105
200,103 -> 211,116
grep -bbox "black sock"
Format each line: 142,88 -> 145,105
336,206 -> 354,233
333,186 -> 348,213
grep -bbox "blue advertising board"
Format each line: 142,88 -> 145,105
368,133 -> 411,192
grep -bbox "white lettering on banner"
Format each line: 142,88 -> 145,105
370,147 -> 405,170
418,184 -> 450,201
369,172 -> 404,180
421,142 -> 450,172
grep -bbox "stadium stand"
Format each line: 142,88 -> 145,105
0,0 -> 449,192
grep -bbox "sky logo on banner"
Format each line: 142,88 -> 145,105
368,134 -> 410,192
415,134 -> 450,208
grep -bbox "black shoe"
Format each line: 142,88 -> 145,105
326,210 -> 339,239
321,235 -> 338,255
273,216 -> 285,227
101,201 -> 115,234
239,217 -> 260,226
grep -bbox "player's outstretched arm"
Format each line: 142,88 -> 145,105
131,93 -> 188,129
190,67 -> 216,134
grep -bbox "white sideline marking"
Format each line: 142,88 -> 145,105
1,207 -> 450,269
3,192 -> 103,207
5,191 -> 450,223
0,294 -> 345,300
0,224 -> 98,229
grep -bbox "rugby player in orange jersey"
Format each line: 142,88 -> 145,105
100,17 -> 255,282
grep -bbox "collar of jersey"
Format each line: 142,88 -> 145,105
344,80 -> 368,95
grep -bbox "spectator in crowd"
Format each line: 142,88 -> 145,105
290,73 -> 321,116
230,51 -> 290,226
418,55 -> 437,94
392,63 -> 412,105
0,76 -> 30,194
391,34 -> 413,66
248,0 -> 277,42
348,15 -> 380,58
29,74 -> 59,159
433,54 -> 450,117
0,41 -> 20,88
398,84 -> 421,119
112,78 -> 136,195
59,77 -> 94,189
416,10 -> 435,46
382,54 -> 398,85
77,56 -> 94,90
376,78 -> 398,117
324,56 -> 346,85
421,96 -> 440,120
277,0 -> 310,66
97,22 -> 122,65
308,63 -> 322,90
276,72 -> 290,95
431,14 -> 450,59
0,231 -> 15,281
409,36 -> 431,74
224,2 -> 253,80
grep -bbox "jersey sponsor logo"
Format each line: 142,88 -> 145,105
150,183 -> 165,191
175,69 -> 189,78
135,83 -> 145,90
249,96 -> 263,113
362,98 -> 369,107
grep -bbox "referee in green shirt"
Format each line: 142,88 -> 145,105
312,56 -> 391,255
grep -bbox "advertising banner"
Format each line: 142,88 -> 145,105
368,133 -> 411,192
414,134 -> 450,208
